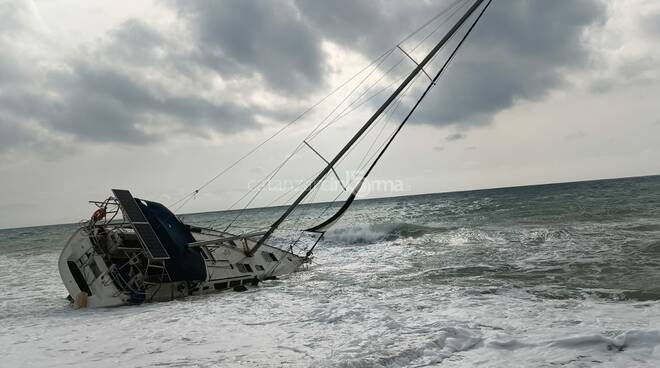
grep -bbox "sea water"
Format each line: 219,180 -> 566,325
1,176 -> 660,367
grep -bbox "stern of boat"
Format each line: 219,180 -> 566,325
58,227 -> 126,307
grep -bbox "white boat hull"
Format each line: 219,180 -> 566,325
59,226 -> 305,308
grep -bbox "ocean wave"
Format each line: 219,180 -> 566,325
518,227 -> 573,246
620,223 -> 660,232
587,289 -> 660,302
324,222 -> 450,245
487,330 -> 660,353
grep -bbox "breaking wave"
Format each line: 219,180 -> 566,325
323,222 -> 449,245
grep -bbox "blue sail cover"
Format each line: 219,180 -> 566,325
136,199 -> 207,282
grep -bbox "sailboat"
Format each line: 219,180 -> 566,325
58,0 -> 493,308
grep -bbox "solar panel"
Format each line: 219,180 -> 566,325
112,189 -> 148,223
133,223 -> 170,260
112,189 -> 170,260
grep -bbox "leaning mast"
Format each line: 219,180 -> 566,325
248,0 -> 487,256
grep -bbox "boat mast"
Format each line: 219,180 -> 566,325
305,0 -> 494,236
247,0 -> 486,256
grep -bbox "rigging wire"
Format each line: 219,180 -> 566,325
301,73 -> 424,235
214,44 -> 399,223
214,52 -> 394,230
284,0 -> 493,242
266,0 -> 494,258
218,2 -> 471,233
304,0 -> 496,238
305,0 -> 470,143
186,0 -> 488,246
397,0 -> 466,46
219,67 -> 416,234
251,77 -> 412,223
170,49 -> 394,211
169,0 -> 469,212
351,1 -> 471,148
214,16 -> 434,230
268,72 -> 423,253
299,6 -> 467,210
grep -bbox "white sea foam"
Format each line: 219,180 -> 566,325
3,242 -> 660,368
325,223 -> 389,244
323,222 -> 441,246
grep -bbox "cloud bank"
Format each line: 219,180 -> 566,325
0,0 -> 612,159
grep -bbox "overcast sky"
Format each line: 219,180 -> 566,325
1,0 -> 660,229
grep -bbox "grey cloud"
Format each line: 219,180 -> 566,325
433,146 -> 444,152
445,132 -> 466,141
0,0 -> 34,35
298,0 -> 606,128
2,1 -> 326,155
0,118 -> 33,153
0,2 -> 34,85
171,0 -> 325,95
590,8 -> 660,93
0,9 -> 268,151
0,114 -> 74,160
589,78 -> 615,94
642,9 -> 660,36
104,19 -> 170,63
295,0 -> 460,60
35,64 -> 260,143
0,0 -> 608,159
0,54 -> 25,85
0,64 -> 262,146
412,0 -> 606,127
295,0 -> 400,58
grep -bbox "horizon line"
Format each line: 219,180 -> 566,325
2,172 -> 658,231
